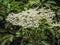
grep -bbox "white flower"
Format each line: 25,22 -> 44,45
50,23 -> 60,27
6,7 -> 55,28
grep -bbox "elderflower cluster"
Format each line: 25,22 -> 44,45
6,7 -> 55,28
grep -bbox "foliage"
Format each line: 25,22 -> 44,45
0,0 -> 60,45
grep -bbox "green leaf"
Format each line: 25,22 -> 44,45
0,16 -> 3,21
57,9 -> 60,15
1,35 -> 14,45
44,3 -> 51,8
47,27 -> 56,37
42,41 -> 50,45
46,1 -> 56,4
2,0 -> 12,6
10,1 -> 25,12
16,31 -> 22,37
40,18 -> 47,24
0,0 -> 2,2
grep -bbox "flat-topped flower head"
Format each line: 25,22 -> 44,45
6,7 -> 55,28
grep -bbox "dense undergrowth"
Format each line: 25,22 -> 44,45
0,0 -> 60,45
